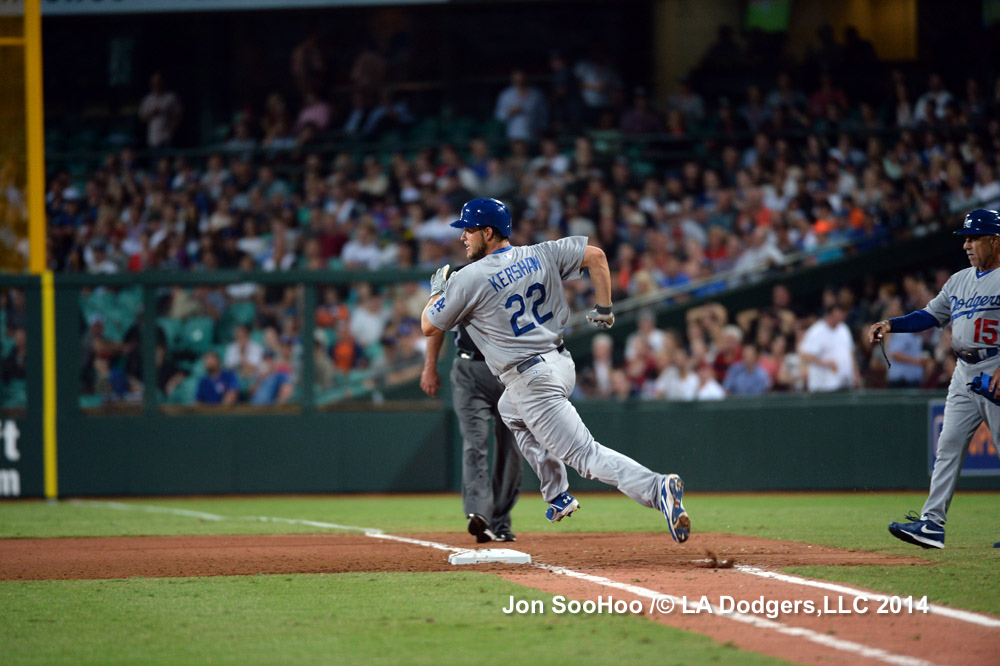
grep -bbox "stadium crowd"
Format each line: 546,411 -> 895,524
577,274 -> 957,401
8,24 -> 1000,406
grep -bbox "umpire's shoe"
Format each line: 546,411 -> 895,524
494,530 -> 517,542
545,492 -> 580,522
467,513 -> 496,544
888,512 -> 945,549
659,474 -> 690,543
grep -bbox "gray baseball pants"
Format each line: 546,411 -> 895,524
923,358 -> 1000,525
451,357 -> 522,534
497,349 -> 662,507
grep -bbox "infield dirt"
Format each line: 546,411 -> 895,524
3,532 -> 997,665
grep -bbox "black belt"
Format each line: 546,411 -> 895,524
956,348 -> 1000,363
515,344 -> 566,374
457,349 -> 486,362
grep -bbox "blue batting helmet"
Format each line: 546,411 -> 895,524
955,209 -> 1000,235
450,198 -> 512,237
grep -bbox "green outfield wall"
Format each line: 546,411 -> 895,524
3,230 -> 999,496
42,391 -> 998,496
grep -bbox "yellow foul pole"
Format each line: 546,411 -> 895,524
24,0 -> 57,499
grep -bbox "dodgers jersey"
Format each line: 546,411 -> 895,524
924,266 -> 1000,351
426,236 -> 588,375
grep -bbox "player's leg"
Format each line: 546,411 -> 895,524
920,368 -> 983,526
498,383 -> 568,503
450,361 -> 496,536
477,361 -> 521,537
508,355 -> 662,509
490,408 -> 522,538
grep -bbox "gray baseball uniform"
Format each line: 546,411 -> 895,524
425,237 -> 664,507
913,267 -> 1000,525
451,325 -> 521,535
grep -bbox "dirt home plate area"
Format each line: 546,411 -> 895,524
3,531 -> 999,666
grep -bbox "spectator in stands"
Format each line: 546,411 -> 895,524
349,286 -> 389,349
313,329 -> 337,390
195,350 -> 240,406
295,90 -> 333,143
913,73 -> 954,124
667,75 -> 705,127
573,44 -> 623,126
341,220 -> 384,270
739,84 -> 772,132
332,319 -> 364,371
579,332 -> 615,399
808,72 -> 848,118
548,50 -> 583,135
1,328 -> 26,383
494,69 -> 548,142
695,361 -> 726,400
766,71 -> 807,114
882,298 -> 925,388
249,343 -> 295,406
625,309 -> 667,361
973,163 -> 1000,210
723,344 -> 772,396
620,87 -> 664,134
711,324 -> 743,381
156,341 -> 187,400
224,324 -> 264,380
291,31 -> 327,96
138,72 -> 183,149
798,303 -> 858,392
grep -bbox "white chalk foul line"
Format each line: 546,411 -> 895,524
69,500 -> 960,666
736,565 -> 1000,629
535,563 -> 939,666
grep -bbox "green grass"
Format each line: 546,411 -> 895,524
0,572 -> 790,666
1,492 -> 998,617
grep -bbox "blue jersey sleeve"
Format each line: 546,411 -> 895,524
889,309 -> 939,332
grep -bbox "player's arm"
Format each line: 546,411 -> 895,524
420,332 -> 445,397
582,244 -> 615,329
421,297 -> 446,337
581,245 -> 612,307
421,264 -> 453,338
868,310 -> 938,344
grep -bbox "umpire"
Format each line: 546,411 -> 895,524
421,321 -> 522,543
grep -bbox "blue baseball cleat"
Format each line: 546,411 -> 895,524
546,492 -> 579,522
888,512 -> 944,549
659,474 -> 690,543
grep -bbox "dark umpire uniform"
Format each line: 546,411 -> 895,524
421,321 -> 522,543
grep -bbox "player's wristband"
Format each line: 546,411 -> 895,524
594,304 -> 613,315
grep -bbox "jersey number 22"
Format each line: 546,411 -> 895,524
506,282 -> 553,336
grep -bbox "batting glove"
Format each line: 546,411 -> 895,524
586,304 -> 615,330
429,263 -> 451,297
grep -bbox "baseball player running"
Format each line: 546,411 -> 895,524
420,198 -> 690,543
869,209 -> 1000,549
421,320 -> 522,543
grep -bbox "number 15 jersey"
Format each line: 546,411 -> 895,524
425,236 -> 588,376
924,266 -> 1000,352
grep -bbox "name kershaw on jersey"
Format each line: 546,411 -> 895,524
487,255 -> 543,293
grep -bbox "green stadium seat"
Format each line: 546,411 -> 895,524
167,375 -> 199,405
157,317 -> 182,348
115,286 -> 144,318
0,379 -> 26,408
178,316 -> 216,355
78,394 -> 104,409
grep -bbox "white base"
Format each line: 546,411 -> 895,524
448,548 -> 532,565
